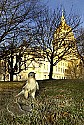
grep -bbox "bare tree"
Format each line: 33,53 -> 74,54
0,1 -> 82,81
34,8 -> 81,79
0,0 -> 44,81
76,27 -> 84,63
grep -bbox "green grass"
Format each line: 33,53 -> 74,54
0,79 -> 84,125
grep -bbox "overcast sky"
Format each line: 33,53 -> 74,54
43,0 -> 84,27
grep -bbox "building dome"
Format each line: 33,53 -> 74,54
53,10 -> 75,46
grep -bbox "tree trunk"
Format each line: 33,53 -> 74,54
10,70 -> 13,81
49,53 -> 53,79
10,51 -> 14,81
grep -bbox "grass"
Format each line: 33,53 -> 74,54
0,79 -> 84,125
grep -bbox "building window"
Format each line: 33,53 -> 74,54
65,69 -> 67,73
62,76 -> 63,79
44,75 -> 46,79
58,62 -> 60,66
58,67 -> 60,72
63,63 -> 64,66
47,64 -> 48,70
56,66 -> 57,72
44,64 -> 45,69
61,62 -> 62,66
61,68 -> 62,73
63,68 -> 65,73
59,76 -> 61,79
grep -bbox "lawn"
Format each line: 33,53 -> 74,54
0,79 -> 84,125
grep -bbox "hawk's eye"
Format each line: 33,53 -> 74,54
28,72 -> 35,78
30,74 -> 33,76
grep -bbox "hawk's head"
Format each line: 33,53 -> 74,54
28,72 -> 35,78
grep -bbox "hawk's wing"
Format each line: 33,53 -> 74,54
36,81 -> 39,90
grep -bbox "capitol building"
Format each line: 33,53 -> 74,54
13,12 -> 81,81
0,12 -> 83,81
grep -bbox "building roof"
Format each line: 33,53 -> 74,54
54,11 -> 74,41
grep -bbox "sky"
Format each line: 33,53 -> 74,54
43,0 -> 84,27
